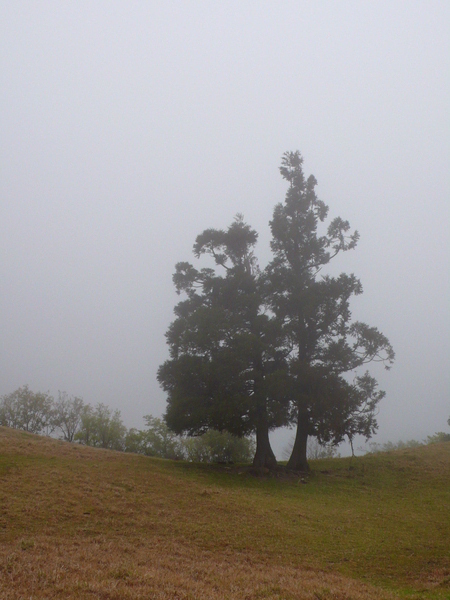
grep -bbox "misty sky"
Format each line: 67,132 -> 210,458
1,1 -> 449,456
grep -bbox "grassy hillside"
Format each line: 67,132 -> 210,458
0,426 -> 448,599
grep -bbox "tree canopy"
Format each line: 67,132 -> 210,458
158,151 -> 394,470
265,152 -> 394,468
158,215 -> 288,468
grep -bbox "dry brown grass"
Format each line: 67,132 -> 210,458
1,535 -> 397,600
0,426 -> 448,599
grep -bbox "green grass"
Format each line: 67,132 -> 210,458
0,426 -> 448,599
173,450 -> 449,592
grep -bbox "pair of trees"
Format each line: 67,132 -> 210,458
158,151 -> 394,470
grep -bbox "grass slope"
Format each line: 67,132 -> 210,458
0,426 -> 448,600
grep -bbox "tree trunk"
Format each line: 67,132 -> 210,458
251,351 -> 278,471
286,411 -> 309,471
252,413 -> 277,470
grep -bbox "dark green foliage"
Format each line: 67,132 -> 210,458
265,152 -> 394,469
159,152 -> 395,471
158,215 -> 287,468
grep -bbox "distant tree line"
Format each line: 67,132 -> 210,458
1,386 -> 448,463
365,428 -> 450,454
0,385 -> 255,463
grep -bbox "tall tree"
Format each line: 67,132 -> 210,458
266,151 -> 394,470
158,216 -> 288,469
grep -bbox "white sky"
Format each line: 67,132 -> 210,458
1,1 -> 449,456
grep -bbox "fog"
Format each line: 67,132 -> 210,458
1,1 -> 449,457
